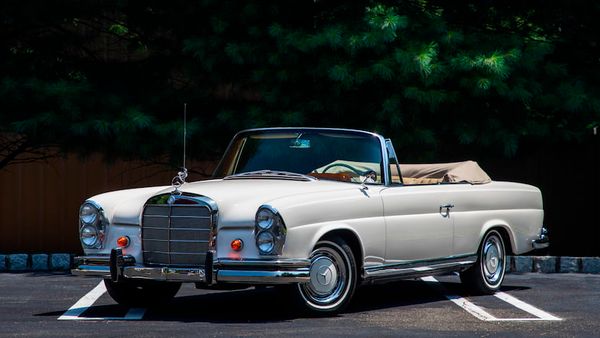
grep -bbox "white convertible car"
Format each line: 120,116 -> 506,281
73,127 -> 548,313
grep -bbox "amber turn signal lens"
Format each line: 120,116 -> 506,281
116,236 -> 130,248
231,239 -> 243,251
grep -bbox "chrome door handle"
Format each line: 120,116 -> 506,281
439,204 -> 454,218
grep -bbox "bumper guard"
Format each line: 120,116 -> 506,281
532,227 -> 550,249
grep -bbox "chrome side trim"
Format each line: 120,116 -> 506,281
364,255 -> 477,280
217,269 -> 310,284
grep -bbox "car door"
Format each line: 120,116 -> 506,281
380,184 -> 454,263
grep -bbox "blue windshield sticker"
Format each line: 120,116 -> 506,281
290,139 -> 311,149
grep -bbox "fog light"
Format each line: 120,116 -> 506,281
231,239 -> 244,251
116,236 -> 130,248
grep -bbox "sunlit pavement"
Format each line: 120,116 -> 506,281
1,272 -> 598,337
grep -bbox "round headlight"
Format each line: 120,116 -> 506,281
256,231 -> 275,254
80,203 -> 98,225
80,225 -> 99,247
256,208 -> 275,230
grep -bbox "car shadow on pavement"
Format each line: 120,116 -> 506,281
131,279 -> 527,322
34,277 -> 530,323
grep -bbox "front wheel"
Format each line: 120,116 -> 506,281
460,229 -> 506,295
104,278 -> 181,307
295,237 -> 358,314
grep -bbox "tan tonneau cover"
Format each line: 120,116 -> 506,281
398,160 -> 491,184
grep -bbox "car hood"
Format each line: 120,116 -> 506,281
88,178 -> 357,227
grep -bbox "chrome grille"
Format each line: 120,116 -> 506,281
142,203 -> 212,266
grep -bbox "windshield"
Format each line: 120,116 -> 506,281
213,129 -> 384,184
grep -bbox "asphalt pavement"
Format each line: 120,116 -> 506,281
0,272 -> 598,337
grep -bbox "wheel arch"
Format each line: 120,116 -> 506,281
318,228 -> 364,278
480,220 -> 516,255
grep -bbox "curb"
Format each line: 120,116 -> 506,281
506,256 -> 599,274
0,253 -> 74,272
1,254 -> 600,274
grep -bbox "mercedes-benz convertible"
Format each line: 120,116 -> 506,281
72,127 -> 548,313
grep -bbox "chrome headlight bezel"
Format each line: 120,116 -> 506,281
78,201 -> 107,249
80,203 -> 99,225
80,224 -> 99,247
256,230 -> 276,253
254,205 -> 286,255
256,208 -> 276,231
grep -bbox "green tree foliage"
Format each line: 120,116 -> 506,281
1,0 -> 598,167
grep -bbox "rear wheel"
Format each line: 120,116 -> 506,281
295,237 -> 357,314
104,278 -> 181,307
460,229 -> 506,295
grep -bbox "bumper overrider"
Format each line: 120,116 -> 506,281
532,226 -> 550,249
72,248 -> 310,284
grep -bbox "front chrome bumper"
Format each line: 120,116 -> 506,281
72,254 -> 310,284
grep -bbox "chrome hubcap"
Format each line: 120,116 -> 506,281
310,256 -> 339,295
299,245 -> 349,307
482,234 -> 504,285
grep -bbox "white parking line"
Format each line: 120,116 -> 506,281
494,291 -> 561,321
421,276 -> 562,322
58,281 -> 146,321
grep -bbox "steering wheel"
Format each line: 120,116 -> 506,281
322,163 -> 367,176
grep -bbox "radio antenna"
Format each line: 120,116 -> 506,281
183,102 -> 187,170
171,103 -> 188,193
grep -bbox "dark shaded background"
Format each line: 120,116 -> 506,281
0,1 -> 598,255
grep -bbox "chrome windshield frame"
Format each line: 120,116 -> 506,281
212,127 -> 391,186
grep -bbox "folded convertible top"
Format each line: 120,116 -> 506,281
398,160 -> 491,184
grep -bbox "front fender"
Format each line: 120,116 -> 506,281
284,218 -> 385,267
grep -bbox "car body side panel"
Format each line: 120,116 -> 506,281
379,181 -> 543,263
271,186 -> 386,267
449,181 -> 544,256
380,185 -> 454,262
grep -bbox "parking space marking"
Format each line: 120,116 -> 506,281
58,281 -> 146,321
494,291 -> 561,321
421,276 -> 497,321
421,276 -> 562,322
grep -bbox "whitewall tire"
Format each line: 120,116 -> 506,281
295,237 -> 358,313
460,229 -> 506,295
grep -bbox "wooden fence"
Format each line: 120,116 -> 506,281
1,134 -> 598,256
0,154 -> 216,253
